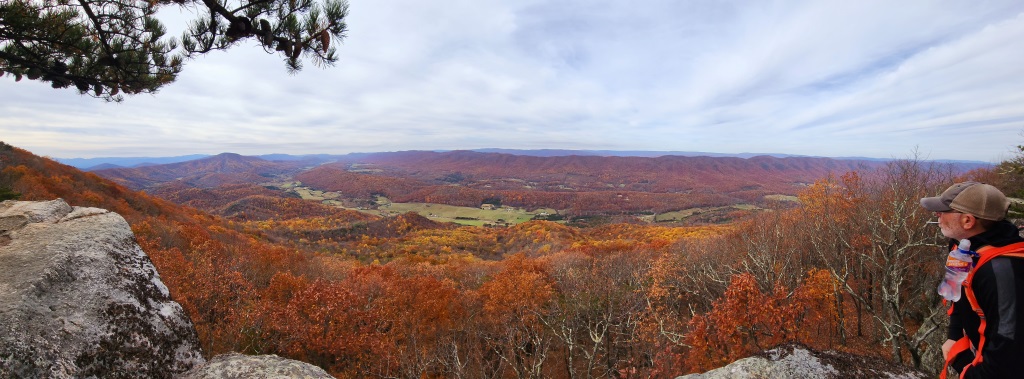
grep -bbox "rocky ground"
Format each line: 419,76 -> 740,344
677,343 -> 928,379
0,199 -> 329,378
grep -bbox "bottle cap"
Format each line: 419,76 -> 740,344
958,239 -> 971,251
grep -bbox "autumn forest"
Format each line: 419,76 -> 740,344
2,142 -> 1018,378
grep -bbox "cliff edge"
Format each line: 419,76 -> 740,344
0,199 -> 204,378
0,199 -> 335,378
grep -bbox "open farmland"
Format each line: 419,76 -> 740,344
273,181 -> 557,226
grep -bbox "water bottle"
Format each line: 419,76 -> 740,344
937,239 -> 977,301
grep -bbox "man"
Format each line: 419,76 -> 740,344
920,181 -> 1024,379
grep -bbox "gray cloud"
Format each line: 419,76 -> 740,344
2,0 -> 1024,161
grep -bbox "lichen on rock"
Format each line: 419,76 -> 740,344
0,199 -> 204,378
181,353 -> 335,379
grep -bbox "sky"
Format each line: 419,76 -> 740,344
3,0 -> 1024,162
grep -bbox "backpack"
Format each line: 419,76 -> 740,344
941,241 -> 1024,379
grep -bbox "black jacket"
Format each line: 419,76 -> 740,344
947,220 -> 1024,378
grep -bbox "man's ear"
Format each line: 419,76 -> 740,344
961,213 -> 979,230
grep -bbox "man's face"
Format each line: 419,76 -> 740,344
936,211 -> 970,240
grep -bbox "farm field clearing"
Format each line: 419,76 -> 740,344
271,181 -> 787,226
270,181 -> 557,226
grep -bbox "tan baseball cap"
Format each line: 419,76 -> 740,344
920,181 -> 1010,221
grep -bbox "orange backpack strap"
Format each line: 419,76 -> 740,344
956,242 -> 1024,377
940,337 -> 973,379
964,242 -> 1024,313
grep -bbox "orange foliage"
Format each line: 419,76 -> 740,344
1,142 -> 949,377
685,270 -> 838,372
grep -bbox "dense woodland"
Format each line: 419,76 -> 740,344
2,141 -> 1019,378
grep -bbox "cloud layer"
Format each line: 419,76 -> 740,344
3,0 -> 1024,161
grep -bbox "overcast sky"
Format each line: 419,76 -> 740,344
3,0 -> 1024,162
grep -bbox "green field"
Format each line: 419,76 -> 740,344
373,199 -> 557,226
650,204 -> 763,223
268,181 -> 785,226
266,182 -> 557,226
764,194 -> 800,202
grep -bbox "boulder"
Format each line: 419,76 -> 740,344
677,343 -> 928,379
0,199 -> 204,378
182,353 -> 334,378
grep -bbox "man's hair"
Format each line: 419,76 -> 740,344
976,217 -> 998,231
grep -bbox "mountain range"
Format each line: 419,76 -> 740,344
83,149 -> 988,218
57,149 -> 993,171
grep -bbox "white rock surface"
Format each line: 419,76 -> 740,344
182,353 -> 334,379
677,344 -> 928,379
0,199 -> 204,378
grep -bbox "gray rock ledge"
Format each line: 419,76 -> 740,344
181,353 -> 334,379
677,343 -> 928,379
0,199 -> 204,378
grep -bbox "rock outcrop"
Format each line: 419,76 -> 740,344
182,353 -> 334,379
677,344 -> 928,379
0,199 -> 204,378
0,199 -> 339,378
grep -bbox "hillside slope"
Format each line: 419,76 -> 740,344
94,153 -> 310,190
334,150 -> 880,193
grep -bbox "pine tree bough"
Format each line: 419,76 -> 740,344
0,0 -> 349,101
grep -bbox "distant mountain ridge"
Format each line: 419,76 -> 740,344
341,150 -> 873,175
289,151 -> 908,215
93,153 -> 308,190
321,150 -> 884,194
470,148 -> 803,158
57,149 -> 994,171
57,154 -> 212,170
85,150 -> 990,215
58,153 -> 343,170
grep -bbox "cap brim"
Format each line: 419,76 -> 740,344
920,196 -> 952,212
